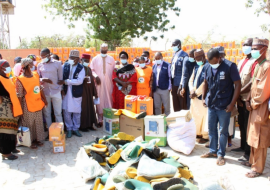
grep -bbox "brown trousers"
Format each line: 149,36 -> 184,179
171,85 -> 187,112
250,146 -> 267,173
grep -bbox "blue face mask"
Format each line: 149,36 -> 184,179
197,61 -> 203,66
31,66 -> 35,71
189,57 -> 195,62
242,46 -> 252,55
4,67 -> 12,74
139,63 -> 145,68
172,46 -> 179,52
251,50 -> 261,59
121,59 -> 127,65
101,53 -> 107,57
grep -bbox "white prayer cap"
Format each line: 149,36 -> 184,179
100,43 -> 108,48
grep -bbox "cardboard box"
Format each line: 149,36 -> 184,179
52,134 -> 66,153
103,108 -> 120,135
166,110 -> 192,126
103,108 -> 119,119
120,115 -> 144,139
103,117 -> 120,135
144,115 -> 167,147
49,122 -> 64,141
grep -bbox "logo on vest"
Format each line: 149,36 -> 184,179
33,86 -> 40,94
138,77 -> 145,83
220,71 -> 225,80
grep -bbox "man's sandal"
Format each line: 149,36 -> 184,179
200,152 -> 217,158
245,171 -> 261,178
216,157 -> 226,166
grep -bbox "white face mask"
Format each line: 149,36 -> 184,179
33,61 -> 37,65
42,57 -> 49,63
144,57 -> 148,61
101,53 -> 107,57
133,62 -> 139,67
4,67 -> 12,74
68,59 -> 75,65
155,60 -> 162,65
83,62 -> 89,67
210,63 -> 220,69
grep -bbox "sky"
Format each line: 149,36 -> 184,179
6,0 -> 270,50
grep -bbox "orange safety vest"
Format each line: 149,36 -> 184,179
18,72 -> 44,112
0,76 -> 23,117
136,66 -> 152,96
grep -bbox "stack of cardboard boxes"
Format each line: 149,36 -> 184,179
49,122 -> 66,153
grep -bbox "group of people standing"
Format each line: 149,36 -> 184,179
0,37 -> 269,179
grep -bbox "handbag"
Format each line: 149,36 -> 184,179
17,126 -> 31,147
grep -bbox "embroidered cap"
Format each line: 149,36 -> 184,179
194,49 -> 205,57
252,38 -> 269,47
69,50 -> 80,58
214,46 -> 225,53
81,53 -> 91,59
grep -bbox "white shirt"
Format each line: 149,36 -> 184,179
62,64 -> 85,113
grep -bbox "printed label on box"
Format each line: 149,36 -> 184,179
54,146 -> 64,153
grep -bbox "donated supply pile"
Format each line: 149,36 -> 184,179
76,95 -> 199,190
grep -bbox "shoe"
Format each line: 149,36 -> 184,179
67,131 -> 72,138
90,151 -> 105,163
153,178 -> 182,190
198,138 -> 209,144
168,184 -> 184,190
73,130 -> 82,137
124,179 -> 153,190
11,149 -> 20,154
205,144 -> 209,148
231,147 -> 244,152
45,135 -> 49,141
117,132 -> 135,141
2,154 -> 18,160
238,155 -> 249,162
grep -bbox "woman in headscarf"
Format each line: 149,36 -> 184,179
112,51 -> 137,109
79,53 -> 98,131
16,58 -> 47,149
0,60 -> 23,160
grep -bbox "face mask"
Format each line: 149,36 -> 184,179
133,62 -> 139,67
197,61 -> 203,66
33,61 -> 37,65
4,67 -> 12,74
242,46 -> 252,55
210,63 -> 220,69
42,57 -> 49,63
155,60 -> 162,65
101,53 -> 107,57
68,59 -> 75,65
139,63 -> 145,68
172,46 -> 179,52
121,59 -> 127,65
144,57 -> 148,61
251,50 -> 261,59
189,57 -> 195,62
31,66 -> 35,71
83,62 -> 89,67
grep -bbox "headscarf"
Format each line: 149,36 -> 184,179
21,58 -> 33,68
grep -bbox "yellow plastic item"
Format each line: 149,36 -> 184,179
53,48 -> 58,54
118,132 -> 135,141
135,176 -> 150,183
58,54 -> 63,61
126,167 -> 137,179
114,109 -> 145,119
63,47 -> 69,54
108,149 -> 123,165
230,56 -> 236,63
178,167 -> 194,180
185,45 -> 190,51
182,46 -> 186,52
137,96 -> 153,115
236,56 -> 242,65
137,48 -> 142,55
125,95 -> 137,113
131,47 -> 137,54
167,52 -> 172,57
228,41 -> 235,49
197,43 -> 202,49
58,47 -> 63,54
126,47 -> 131,54
63,54 -> 69,61
232,49 -> 238,56
190,44 -> 194,50
238,48 -> 243,56
223,42 -> 228,49
225,49 -> 232,57
211,43 -> 215,48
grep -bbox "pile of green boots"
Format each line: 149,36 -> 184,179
83,132 -> 198,190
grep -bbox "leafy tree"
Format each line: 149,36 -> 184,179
246,0 -> 270,32
43,0 -> 180,49
17,38 -> 30,49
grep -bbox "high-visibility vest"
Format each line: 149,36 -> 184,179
18,73 -> 44,112
0,76 -> 23,117
136,66 -> 152,96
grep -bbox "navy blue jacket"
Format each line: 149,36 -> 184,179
205,59 -> 235,110
183,60 -> 197,89
171,50 -> 188,87
63,63 -> 84,98
152,61 -> 170,91
193,61 -> 209,100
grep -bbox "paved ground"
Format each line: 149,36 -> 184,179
0,128 -> 270,190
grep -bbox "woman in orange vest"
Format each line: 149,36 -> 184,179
16,58 -> 47,149
136,56 -> 153,97
0,60 -> 23,160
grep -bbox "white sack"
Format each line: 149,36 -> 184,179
167,119 -> 196,155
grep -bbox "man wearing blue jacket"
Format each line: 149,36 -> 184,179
201,48 -> 241,166
152,52 -> 171,116
170,39 -> 189,111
